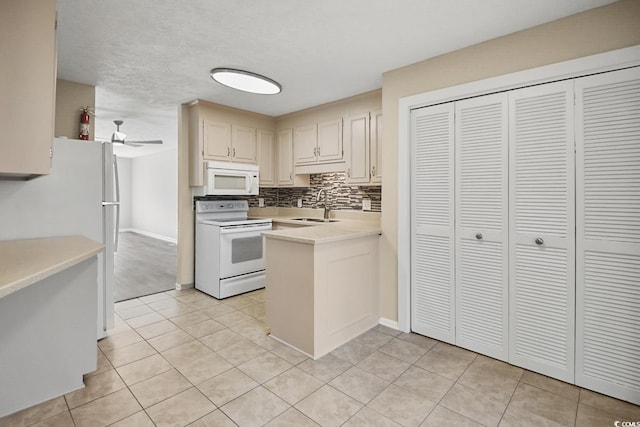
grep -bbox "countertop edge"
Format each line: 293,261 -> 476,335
262,216 -> 382,245
0,236 -> 104,300
264,228 -> 382,245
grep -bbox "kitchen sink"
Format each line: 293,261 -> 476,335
291,217 -> 339,223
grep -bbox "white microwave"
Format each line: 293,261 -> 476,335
204,161 -> 259,195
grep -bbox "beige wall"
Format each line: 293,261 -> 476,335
55,79 -> 95,140
380,0 -> 640,321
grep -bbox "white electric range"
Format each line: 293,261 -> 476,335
194,200 -> 272,299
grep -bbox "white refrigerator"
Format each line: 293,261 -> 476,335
0,138 -> 118,339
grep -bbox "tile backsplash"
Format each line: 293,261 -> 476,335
227,172 -> 381,212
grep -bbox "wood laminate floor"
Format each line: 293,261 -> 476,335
114,231 -> 176,302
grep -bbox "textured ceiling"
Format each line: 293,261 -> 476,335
55,0 -> 615,157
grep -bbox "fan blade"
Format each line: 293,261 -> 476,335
127,140 -> 163,145
125,142 -> 144,147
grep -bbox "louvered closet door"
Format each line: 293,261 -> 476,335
411,103 -> 455,343
455,94 -> 509,361
508,80 -> 576,382
575,67 -> 640,405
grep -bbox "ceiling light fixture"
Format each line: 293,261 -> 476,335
210,68 -> 282,95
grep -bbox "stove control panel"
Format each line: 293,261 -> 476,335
195,200 -> 249,214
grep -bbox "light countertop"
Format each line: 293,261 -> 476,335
260,214 -> 381,245
0,235 -> 104,299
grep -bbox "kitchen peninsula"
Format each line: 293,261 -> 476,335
0,236 -> 103,417
260,210 -> 381,359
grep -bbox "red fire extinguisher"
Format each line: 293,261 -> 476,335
79,106 -> 93,140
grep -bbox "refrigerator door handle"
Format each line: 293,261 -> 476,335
113,155 -> 121,251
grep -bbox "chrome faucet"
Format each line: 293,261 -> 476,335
315,188 -> 331,220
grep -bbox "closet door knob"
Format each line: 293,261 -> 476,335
535,237 -> 544,246
475,233 -> 483,240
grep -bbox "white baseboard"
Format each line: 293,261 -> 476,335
120,228 -> 177,245
175,282 -> 194,291
378,317 -> 399,331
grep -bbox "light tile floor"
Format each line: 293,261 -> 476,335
2,288 -> 639,427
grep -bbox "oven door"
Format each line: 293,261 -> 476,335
219,223 -> 271,279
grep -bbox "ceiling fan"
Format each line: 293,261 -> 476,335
110,120 -> 163,147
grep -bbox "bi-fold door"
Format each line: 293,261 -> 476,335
575,67 -> 640,404
411,103 -> 456,344
508,81 -> 576,383
454,94 -> 509,361
411,93 -> 511,360
411,67 -> 640,404
411,80 -> 575,380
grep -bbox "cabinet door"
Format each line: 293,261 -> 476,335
0,0 -> 56,177
232,125 -> 257,164
277,129 -> 294,185
203,120 -> 231,161
294,124 -> 318,165
317,119 -> 343,162
370,111 -> 383,184
345,113 -> 370,184
575,67 -> 640,405
257,129 -> 275,186
455,94 -> 509,361
508,80 -> 575,382
411,103 -> 455,344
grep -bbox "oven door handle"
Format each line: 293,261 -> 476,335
219,224 -> 272,234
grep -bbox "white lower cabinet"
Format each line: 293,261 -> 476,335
410,66 -> 640,405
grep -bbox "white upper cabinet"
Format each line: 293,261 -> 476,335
231,125 -> 257,164
317,119 -> 343,162
202,120 -> 257,164
277,129 -> 309,187
294,119 -> 343,166
0,0 -> 57,178
257,129 -> 275,186
370,111 -> 383,184
345,113 -> 370,184
294,124 -> 318,165
345,111 -> 382,185
203,120 -> 231,161
277,129 -> 295,185
508,80 -> 575,383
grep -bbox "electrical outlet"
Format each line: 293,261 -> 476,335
297,198 -> 303,208
258,198 -> 265,208
362,198 -> 372,211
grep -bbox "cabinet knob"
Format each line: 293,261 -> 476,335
289,172 -> 292,180
347,168 -> 351,178
227,147 -> 230,156
233,148 -> 236,157
372,165 -> 376,176
535,237 -> 544,246
475,233 -> 483,240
